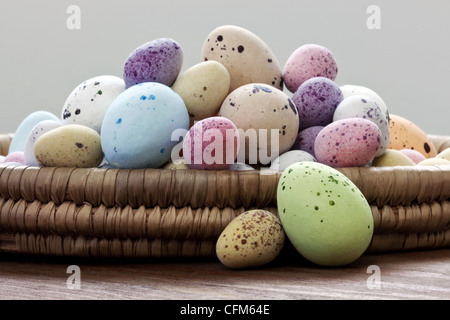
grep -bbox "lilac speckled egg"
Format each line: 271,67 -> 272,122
333,95 -> 389,157
291,126 -> 324,157
123,38 -> 183,88
292,77 -> 343,131
283,44 -> 338,93
183,117 -> 239,170
314,118 -> 382,168
4,151 -> 25,165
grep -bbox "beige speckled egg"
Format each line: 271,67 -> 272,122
417,158 -> 450,166
436,148 -> 450,161
216,210 -> 285,269
388,114 -> 437,158
201,25 -> 283,93
219,83 -> 299,165
162,160 -> 190,170
172,61 -> 230,127
372,149 -> 416,167
34,124 -> 103,167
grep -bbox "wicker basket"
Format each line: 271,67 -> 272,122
0,133 -> 449,258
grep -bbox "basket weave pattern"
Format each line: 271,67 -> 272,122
0,133 -> 449,257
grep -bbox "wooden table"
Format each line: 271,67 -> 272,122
1,247 -> 450,301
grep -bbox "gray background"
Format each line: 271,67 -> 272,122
1,0 -> 449,136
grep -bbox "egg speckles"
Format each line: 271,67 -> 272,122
216,210 -> 285,269
277,161 -> 374,267
388,114 -> 437,158
201,25 -> 283,92
314,118 -> 382,168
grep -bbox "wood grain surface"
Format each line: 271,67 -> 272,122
1,247 -> 450,300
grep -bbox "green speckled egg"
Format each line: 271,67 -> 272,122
216,210 -> 285,269
277,161 -> 373,267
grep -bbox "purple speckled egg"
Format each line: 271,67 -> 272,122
123,38 -> 183,88
283,44 -> 338,93
183,117 -> 239,170
291,126 -> 324,157
314,118 -> 382,168
292,77 -> 343,131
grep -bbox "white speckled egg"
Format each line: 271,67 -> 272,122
9,111 -> 60,153
277,162 -> 374,267
24,120 -> 62,166
333,95 -> 389,157
201,25 -> 283,92
61,75 -> 126,133
219,83 -> 299,165
270,150 -> 316,171
436,148 -> 450,161
216,209 -> 285,269
172,61 -> 230,127
340,84 -> 389,120
417,158 -> 450,166
229,162 -> 255,171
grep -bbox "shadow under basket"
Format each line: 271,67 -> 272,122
0,133 -> 449,259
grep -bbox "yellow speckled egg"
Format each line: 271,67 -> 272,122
436,148 -> 450,161
388,114 -> 437,158
417,158 -> 450,166
34,124 -> 103,167
172,61 -> 230,127
372,149 -> 416,167
216,210 -> 285,269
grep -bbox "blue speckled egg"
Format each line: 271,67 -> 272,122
9,111 -> 60,153
101,82 -> 189,169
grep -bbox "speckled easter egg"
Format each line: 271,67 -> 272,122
4,151 -> 25,165
24,120 -> 62,166
183,116 -> 239,170
9,111 -> 60,153
216,210 -> 285,269
172,61 -> 230,127
333,95 -> 389,157
371,149 -> 416,167
399,149 -> 426,164
201,25 -> 283,92
162,160 -> 190,170
123,38 -> 183,88
277,161 -> 374,267
417,158 -> 450,166
292,77 -> 343,131
436,148 -> 450,161
61,75 -> 126,133
340,84 -> 389,120
388,114 -> 437,158
101,82 -> 189,169
34,124 -> 103,168
219,83 -> 299,165
283,44 -> 338,93
314,118 -> 382,167
229,162 -> 255,171
290,126 -> 324,157
270,150 -> 316,171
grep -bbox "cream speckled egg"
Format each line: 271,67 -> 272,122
372,149 -> 416,167
201,25 -> 283,92
219,83 -> 299,165
417,158 -> 450,166
172,61 -> 230,127
216,210 -> 285,269
34,124 -> 103,168
436,148 -> 450,161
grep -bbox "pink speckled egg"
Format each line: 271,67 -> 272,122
183,117 -> 239,170
314,118 -> 382,168
4,151 -> 25,165
283,44 -> 338,93
399,149 -> 426,164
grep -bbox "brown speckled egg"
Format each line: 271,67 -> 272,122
201,25 -> 283,92
219,83 -> 299,165
216,210 -> 285,269
388,114 -> 437,158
